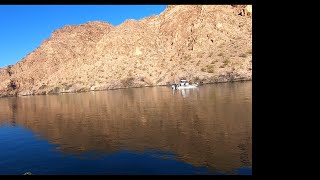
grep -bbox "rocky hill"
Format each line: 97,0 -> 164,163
0,5 -> 252,97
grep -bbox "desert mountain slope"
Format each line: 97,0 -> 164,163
0,5 -> 252,97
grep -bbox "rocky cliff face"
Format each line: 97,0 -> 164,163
0,5 -> 252,97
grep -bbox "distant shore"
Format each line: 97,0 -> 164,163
0,78 -> 251,98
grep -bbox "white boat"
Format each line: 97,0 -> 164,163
171,80 -> 199,90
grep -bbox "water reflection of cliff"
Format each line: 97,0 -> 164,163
0,82 -> 252,173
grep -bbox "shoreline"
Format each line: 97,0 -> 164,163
0,79 -> 251,99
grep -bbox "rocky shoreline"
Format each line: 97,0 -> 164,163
0,76 -> 251,98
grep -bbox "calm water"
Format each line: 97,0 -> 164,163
0,82 -> 252,175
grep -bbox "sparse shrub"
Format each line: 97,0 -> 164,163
223,59 -> 230,65
211,60 -> 215,64
247,49 -> 252,54
196,60 -> 200,66
121,77 -> 135,87
207,65 -> 214,69
49,87 -> 60,94
39,84 -> 47,90
208,52 -> 214,57
218,52 -> 224,56
6,66 -> 13,76
7,80 -> 17,90
239,53 -> 247,58
202,65 -> 215,73
64,84 -> 73,90
128,69 -> 133,77
207,68 -> 214,73
184,54 -> 191,61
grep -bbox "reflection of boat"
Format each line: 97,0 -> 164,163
180,88 -> 190,98
171,80 -> 198,90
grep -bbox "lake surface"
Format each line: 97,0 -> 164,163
0,82 -> 252,175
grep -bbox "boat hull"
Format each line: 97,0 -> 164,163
175,85 -> 198,90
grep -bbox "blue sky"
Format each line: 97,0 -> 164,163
0,5 -> 167,68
